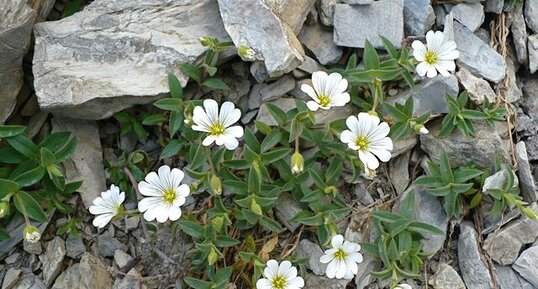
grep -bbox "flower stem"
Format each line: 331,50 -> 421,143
204,146 -> 217,175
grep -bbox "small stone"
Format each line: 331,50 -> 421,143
297,240 -> 326,275
97,235 -> 128,257
458,222 -> 494,289
392,136 -> 417,158
485,0 -> 504,14
453,21 -> 506,83
241,110 -> 258,124
260,75 -> 296,102
456,68 -> 496,105
513,246 -> 538,287
4,253 -> 19,264
304,273 -> 350,289
125,216 -> 140,232
482,169 -> 518,194
10,273 -> 46,289
250,62 -> 269,83
430,263 -> 465,289
528,34 -> 538,74
256,98 -> 297,126
496,265 -> 535,289
23,240 -> 42,255
525,0 -> 538,33
296,56 -> 325,75
299,22 -> 343,65
114,250 -> 134,269
333,1 -> 404,48
112,269 -> 142,289
420,119 -> 511,172
483,203 -> 538,265
500,57 -> 522,103
404,0 -> 435,36
451,3 -> 484,32
516,142 -> 538,202
509,6 -> 529,65
66,235 -> 86,259
388,74 -> 459,115
274,193 -> 302,232
52,253 -> 113,289
51,117 -> 106,209
218,0 -> 305,77
2,268 -> 21,289
319,0 -> 337,26
389,151 -> 410,194
41,237 -> 66,286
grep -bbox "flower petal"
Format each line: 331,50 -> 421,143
331,234 -> 344,248
220,102 -> 241,127
412,40 -> 427,61
306,101 -> 320,111
203,99 -> 219,124
415,61 -> 429,77
301,84 -> 319,102
312,71 -> 328,94
359,150 -> 380,170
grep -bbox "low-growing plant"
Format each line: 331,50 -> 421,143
383,96 -> 430,140
439,91 -> 490,137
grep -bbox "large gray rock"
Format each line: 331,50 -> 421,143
420,119 -> 511,172
51,117 -> 106,209
333,1 -> 404,48
0,0 -> 35,123
10,273 -> 46,289
513,246 -> 538,287
430,263 -> 465,289
218,0 -> 305,77
388,74 -> 459,115
525,0 -> 538,34
33,0 -> 230,119
263,0 -> 316,34
403,0 -> 435,36
52,253 -> 113,289
112,269 -> 143,289
304,274 -> 350,288
319,0 -> 337,26
483,203 -> 538,265
458,222 -> 494,289
515,142 -> 538,202
528,34 -> 538,74
509,6 -> 529,65
40,237 -> 66,286
453,21 -> 506,83
451,3 -> 484,32
299,22 -> 343,65
501,57 -> 523,103
496,266 -> 534,289
456,67 -> 496,105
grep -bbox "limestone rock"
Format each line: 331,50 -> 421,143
0,0 -> 35,123
274,193 -> 302,232
319,0 -> 337,26
263,0 -> 316,34
430,263 -> 466,289
420,119 -> 511,172
2,268 -> 21,289
453,21 -> 506,83
525,0 -> 538,34
51,117 -> 106,209
528,34 -> 538,74
218,0 -> 305,77
485,0 -> 503,14
304,274 -> 350,289
513,246 -> 538,287
403,0 -> 435,36
33,0 -> 230,119
496,265 -> 535,289
52,253 -> 113,289
112,269 -> 143,289
451,3 -> 484,32
333,1 -> 404,48
456,68 -> 496,105
458,222 -> 494,289
509,6 -> 529,65
515,142 -> 538,202
389,151 -> 410,194
97,235 -> 128,257
40,237 -> 66,286
297,239 -> 326,275
388,74 -> 459,115
10,273 -> 46,289
299,22 -> 343,65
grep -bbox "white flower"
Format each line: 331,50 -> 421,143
138,165 -> 190,223
395,284 -> 412,289
89,184 -> 126,228
412,30 -> 459,78
419,126 -> 429,134
340,112 -> 393,170
301,71 -> 350,111
192,99 -> 244,150
238,45 -> 256,61
256,260 -> 304,289
23,225 -> 41,244
320,234 -> 363,279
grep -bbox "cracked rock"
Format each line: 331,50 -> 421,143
40,237 -> 66,286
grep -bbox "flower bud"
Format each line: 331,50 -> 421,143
250,199 -> 263,216
207,247 -> 218,266
212,216 -> 224,231
290,151 -> 304,175
522,207 -> 538,220
413,123 -> 429,135
0,202 -> 9,218
363,166 -> 376,179
23,225 -> 41,244
238,45 -> 256,61
199,36 -> 213,47
323,186 -> 338,196
210,174 -> 223,195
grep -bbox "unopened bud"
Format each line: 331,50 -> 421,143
0,202 -> 9,218
363,166 -> 376,179
23,225 -> 41,244
522,207 -> 538,220
238,45 -> 256,61
212,216 -> 224,231
413,123 -> 429,135
199,37 -> 213,47
208,247 -> 218,265
250,199 -> 263,216
291,152 -> 304,175
210,174 -> 222,195
323,186 -> 338,196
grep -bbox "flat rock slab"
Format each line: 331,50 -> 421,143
0,0 -> 35,123
333,0 -> 404,48
218,0 -> 305,77
33,0 -> 230,119
458,222 -> 494,289
403,0 -> 435,36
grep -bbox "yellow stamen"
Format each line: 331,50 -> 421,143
318,94 -> 331,107
424,50 -> 438,65
333,248 -> 347,261
355,136 -> 370,151
209,122 -> 226,136
271,275 -> 287,289
162,188 -> 177,205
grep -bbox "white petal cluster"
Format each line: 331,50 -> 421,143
395,284 -> 412,289
301,71 -> 350,111
256,260 -> 305,289
412,30 -> 459,78
138,165 -> 190,223
192,99 -> 244,150
89,184 -> 126,228
320,234 -> 364,279
340,113 -> 393,170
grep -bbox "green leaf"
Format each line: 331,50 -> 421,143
346,53 -> 358,69
408,221 -> 444,235
160,140 -> 182,159
380,35 -> 398,59
168,73 -> 184,99
154,98 -> 183,111
265,103 -> 288,125
0,125 -> 26,138
214,236 -> 240,247
0,229 -> 9,241
439,151 -> 454,183
169,110 -> 184,137
52,133 -> 77,163
0,179 -> 19,198
261,148 -> 292,164
177,220 -> 204,239
6,134 -> 39,159
203,78 -> 230,90
62,0 -> 82,17
142,114 -> 167,125
13,191 -> 48,222
291,211 -> 323,226
179,63 -> 203,83
460,109 -> 488,120
183,277 -> 212,289
13,166 -> 46,187
40,148 -> 56,167
383,103 -> 408,122
363,40 -> 380,70
259,215 -> 282,231
371,211 -> 401,223
260,130 -> 282,153
189,144 -> 207,171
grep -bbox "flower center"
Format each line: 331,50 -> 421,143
162,188 -> 177,205
112,204 -> 124,217
209,122 -> 226,136
333,248 -> 347,261
424,50 -> 438,65
318,93 -> 331,107
355,136 -> 370,151
271,275 -> 287,289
